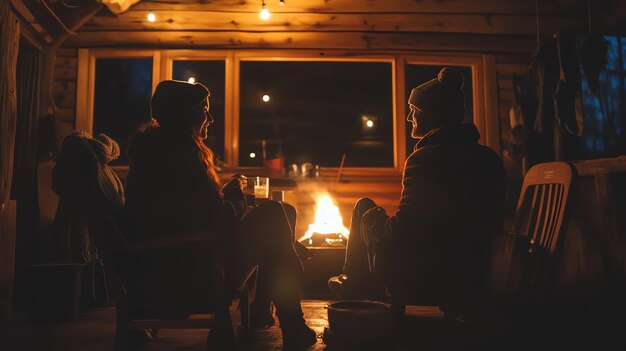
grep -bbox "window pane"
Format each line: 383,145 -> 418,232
172,60 -> 226,162
93,58 -> 152,166
239,61 -> 394,168
580,35 -> 625,158
404,65 -> 474,158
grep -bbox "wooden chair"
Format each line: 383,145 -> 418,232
489,161 -> 576,303
84,199 -> 254,350
391,162 -> 576,325
52,132 -> 254,349
480,162 -> 577,347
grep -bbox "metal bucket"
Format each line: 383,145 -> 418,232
326,300 -> 393,344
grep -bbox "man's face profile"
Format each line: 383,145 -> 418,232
406,105 -> 427,139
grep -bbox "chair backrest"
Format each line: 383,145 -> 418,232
512,162 -> 575,254
489,162 -> 576,300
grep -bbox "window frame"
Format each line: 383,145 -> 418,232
76,49 -> 499,176
76,49 -> 161,136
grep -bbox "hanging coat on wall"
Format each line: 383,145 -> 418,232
51,132 -> 124,263
554,33 -> 585,161
530,33 -> 585,168
529,37 -> 559,169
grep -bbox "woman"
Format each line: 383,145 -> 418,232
124,80 -> 316,349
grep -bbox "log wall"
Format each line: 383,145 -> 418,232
52,48 -> 78,144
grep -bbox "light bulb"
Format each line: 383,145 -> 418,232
188,77 -> 196,84
250,152 -> 256,159
279,0 -> 285,6
259,7 -> 270,20
366,119 -> 374,128
262,94 -> 270,102
147,12 -> 156,23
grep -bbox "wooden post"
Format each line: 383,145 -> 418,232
0,200 -> 17,320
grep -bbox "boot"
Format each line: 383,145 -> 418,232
275,297 -> 316,349
281,322 -> 317,350
250,300 -> 275,328
279,313 -> 317,350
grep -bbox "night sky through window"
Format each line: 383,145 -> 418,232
93,58 -> 152,166
580,36 -> 626,159
239,61 -> 394,167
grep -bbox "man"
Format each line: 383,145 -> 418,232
330,68 -> 506,312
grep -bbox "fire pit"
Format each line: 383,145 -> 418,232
299,193 -> 349,248
299,193 -> 349,293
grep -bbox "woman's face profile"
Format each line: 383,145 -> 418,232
196,99 -> 213,140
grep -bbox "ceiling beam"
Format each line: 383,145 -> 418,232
65,30 -> 537,53
81,11 -> 582,36
129,0 -> 573,15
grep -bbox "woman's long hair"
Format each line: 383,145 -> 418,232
193,135 -> 221,189
138,118 -> 221,190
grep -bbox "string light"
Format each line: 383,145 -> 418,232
147,11 -> 156,22
262,94 -> 270,102
259,1 -> 270,20
250,152 -> 257,159
366,119 -> 374,128
188,77 -> 196,84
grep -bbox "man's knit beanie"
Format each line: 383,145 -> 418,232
408,67 -> 466,122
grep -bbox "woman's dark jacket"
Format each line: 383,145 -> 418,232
124,127 -> 245,241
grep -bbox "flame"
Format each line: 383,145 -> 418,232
300,193 -> 349,241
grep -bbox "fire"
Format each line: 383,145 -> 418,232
300,193 -> 349,243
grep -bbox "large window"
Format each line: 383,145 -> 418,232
78,50 -> 496,174
172,60 -> 226,162
404,64 -> 474,156
580,35 -> 626,159
238,60 -> 394,168
93,58 -> 152,165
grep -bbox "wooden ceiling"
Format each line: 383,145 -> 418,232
20,0 -> 626,52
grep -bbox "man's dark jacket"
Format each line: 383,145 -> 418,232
387,123 -> 506,306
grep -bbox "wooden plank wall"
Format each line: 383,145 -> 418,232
495,53 -> 533,173
53,48 -> 78,144
64,0 -> 597,51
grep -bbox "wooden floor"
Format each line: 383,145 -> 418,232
0,299 -> 447,350
1,299 -> 625,350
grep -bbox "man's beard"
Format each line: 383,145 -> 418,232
411,124 -> 425,139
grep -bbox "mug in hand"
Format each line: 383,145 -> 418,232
253,176 -> 270,199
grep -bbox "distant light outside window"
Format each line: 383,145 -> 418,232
93,58 -> 152,166
579,35 -> 625,159
172,60 -> 226,162
239,61 -> 394,167
404,65 -> 473,158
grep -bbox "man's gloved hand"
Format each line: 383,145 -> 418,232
362,206 -> 389,231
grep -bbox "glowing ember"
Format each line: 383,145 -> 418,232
300,193 -> 349,244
